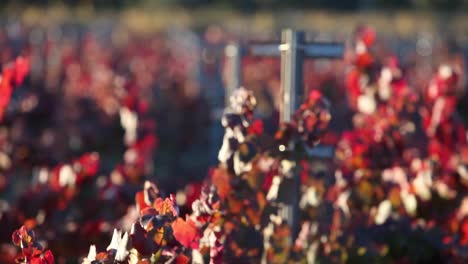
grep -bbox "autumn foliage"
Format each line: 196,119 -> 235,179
1,24 -> 468,264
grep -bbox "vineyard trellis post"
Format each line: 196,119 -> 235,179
224,29 -> 344,238
224,43 -> 242,107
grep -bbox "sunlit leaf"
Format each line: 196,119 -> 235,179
171,217 -> 197,248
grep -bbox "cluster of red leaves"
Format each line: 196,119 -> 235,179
324,26 -> 468,262
81,181 -> 226,263
15,152 -> 101,216
275,90 -> 332,148
137,207 -> 194,259
420,65 -> 466,167
209,88 -> 334,262
0,23 -> 211,264
114,80 -> 158,183
215,91 -> 267,260
345,27 -> 376,109
6,99 -> 157,259
335,113 -> 405,172
189,185 -> 225,262
209,167 -> 264,262
0,56 -> 30,120
77,84 -> 160,261
48,152 -> 100,190
3,52 -> 159,260
11,226 -> 54,264
8,82 -> 329,263
4,24 -> 468,264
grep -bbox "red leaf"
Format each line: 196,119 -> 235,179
43,250 -> 54,264
12,231 -> 21,246
358,26 -> 376,47
136,191 -> 149,212
95,252 -> 110,261
14,56 -> 30,86
175,254 -> 190,264
309,90 -> 322,102
136,181 -> 159,212
76,152 -> 100,178
248,119 -> 264,136
356,52 -> 374,68
30,257 -> 42,264
171,217 -> 197,248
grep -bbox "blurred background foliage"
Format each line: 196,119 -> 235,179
0,0 -> 464,191
0,0 -> 468,11
0,3 -> 466,39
